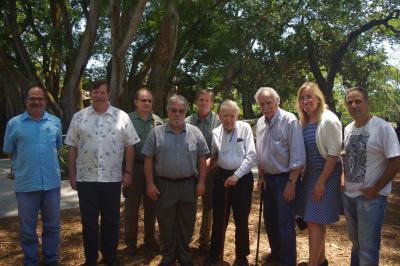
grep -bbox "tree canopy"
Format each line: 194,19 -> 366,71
1,0 -> 399,146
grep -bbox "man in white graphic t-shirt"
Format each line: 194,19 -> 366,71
342,86 -> 400,266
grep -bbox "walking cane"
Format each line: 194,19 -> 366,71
255,188 -> 263,265
220,186 -> 229,264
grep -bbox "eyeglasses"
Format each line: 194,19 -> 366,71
346,99 -> 363,106
138,99 -> 152,103
169,108 -> 186,114
27,97 -> 45,102
300,95 -> 314,102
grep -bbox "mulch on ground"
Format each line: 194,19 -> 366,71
1,177 -> 399,266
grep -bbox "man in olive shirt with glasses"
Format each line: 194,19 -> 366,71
124,88 -> 163,255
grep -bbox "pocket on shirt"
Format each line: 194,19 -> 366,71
186,142 -> 197,156
236,141 -> 245,157
42,125 -> 59,144
270,140 -> 289,164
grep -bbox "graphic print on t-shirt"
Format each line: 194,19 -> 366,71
345,133 -> 369,183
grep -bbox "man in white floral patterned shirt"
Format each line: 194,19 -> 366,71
65,80 -> 140,266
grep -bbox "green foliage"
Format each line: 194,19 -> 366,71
58,145 -> 69,180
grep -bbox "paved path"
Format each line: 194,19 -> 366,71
0,159 -> 79,218
1,158 -> 260,218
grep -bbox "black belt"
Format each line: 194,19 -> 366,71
157,176 -> 193,182
217,167 -> 236,176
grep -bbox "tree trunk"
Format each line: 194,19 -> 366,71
306,9 -> 400,112
109,0 -> 148,107
241,87 -> 255,119
147,0 -> 179,117
60,0 -> 101,131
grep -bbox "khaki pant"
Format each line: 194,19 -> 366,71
197,169 -> 214,246
124,162 -> 157,247
156,177 -> 197,264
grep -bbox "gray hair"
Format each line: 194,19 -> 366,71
167,94 -> 189,110
254,87 -> 280,105
219,99 -> 240,115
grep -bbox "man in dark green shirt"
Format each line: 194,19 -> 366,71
185,89 -> 220,251
124,88 -> 163,255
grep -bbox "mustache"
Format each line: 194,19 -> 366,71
29,103 -> 42,108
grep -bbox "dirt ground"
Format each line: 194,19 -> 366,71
0,177 -> 399,266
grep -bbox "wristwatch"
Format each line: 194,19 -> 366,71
288,179 -> 296,184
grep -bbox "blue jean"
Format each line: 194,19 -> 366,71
263,173 -> 297,266
342,193 -> 387,266
16,188 -> 61,266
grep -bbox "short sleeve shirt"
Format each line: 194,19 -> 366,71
65,105 -> 140,182
343,116 -> 400,197
128,111 -> 163,162
3,111 -> 62,192
142,123 -> 209,179
185,112 -> 220,151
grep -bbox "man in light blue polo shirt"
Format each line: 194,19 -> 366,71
3,84 -> 62,266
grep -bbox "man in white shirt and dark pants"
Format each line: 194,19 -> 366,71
207,100 -> 256,266
66,81 -> 139,266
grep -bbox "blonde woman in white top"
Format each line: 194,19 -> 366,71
296,81 -> 342,266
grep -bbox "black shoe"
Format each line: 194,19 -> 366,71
320,259 -> 329,266
98,258 -> 120,266
179,261 -> 194,266
205,258 -> 219,266
233,256 -> 249,266
264,253 -> 280,263
145,241 -> 161,252
125,245 -> 137,256
296,216 -> 308,230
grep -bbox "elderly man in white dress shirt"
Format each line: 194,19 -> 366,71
207,99 -> 256,266
65,80 -> 140,266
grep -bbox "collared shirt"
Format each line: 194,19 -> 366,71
211,121 -> 256,178
142,123 -> 209,179
185,112 -> 220,150
65,105 -> 140,182
3,111 -> 62,192
128,111 -> 163,162
256,108 -> 305,174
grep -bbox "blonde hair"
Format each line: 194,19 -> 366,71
296,81 -> 327,127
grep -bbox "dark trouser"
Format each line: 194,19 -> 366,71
124,162 -> 157,247
156,176 -> 197,264
198,169 -> 214,246
209,168 -> 253,261
77,182 -> 121,265
263,173 -> 297,266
